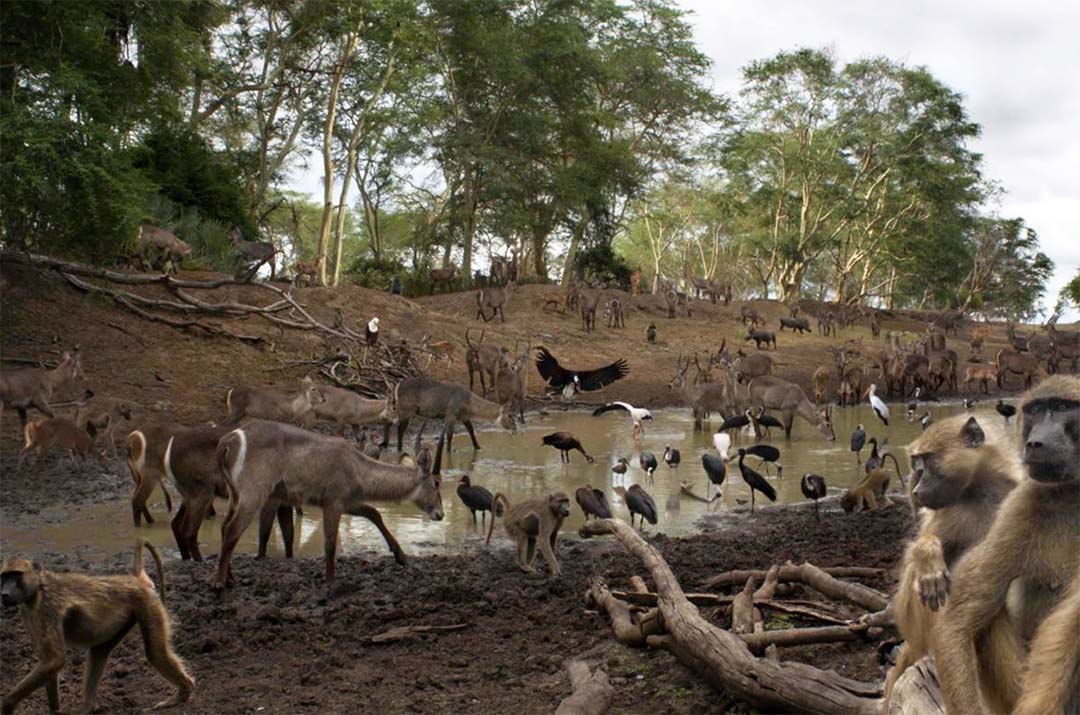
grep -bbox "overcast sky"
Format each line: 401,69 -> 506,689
289,0 -> 1079,319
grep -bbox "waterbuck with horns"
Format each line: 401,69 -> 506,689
669,355 -> 744,430
465,328 -> 510,396
382,377 -> 516,475
0,350 -> 82,427
212,420 -> 444,590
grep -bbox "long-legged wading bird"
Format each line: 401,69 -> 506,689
536,347 -> 629,401
737,448 -> 777,514
865,383 -> 889,426
919,411 -> 933,431
592,401 -> 652,439
753,407 -> 784,438
639,451 -> 658,483
864,437 -> 881,472
712,431 -> 731,460
576,485 -> 612,520
457,475 -> 500,527
611,457 -> 629,481
801,473 -> 827,521
614,484 -> 657,529
663,445 -> 681,470
996,399 -> 1016,423
701,453 -> 727,499
718,410 -> 752,433
850,423 -> 866,465
541,432 -> 595,463
741,443 -> 780,474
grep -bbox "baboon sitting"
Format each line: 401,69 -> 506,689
883,415 -> 1021,709
486,492 -> 570,577
936,375 -> 1080,714
1,541 -> 194,714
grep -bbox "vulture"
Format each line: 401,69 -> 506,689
536,347 -> 628,399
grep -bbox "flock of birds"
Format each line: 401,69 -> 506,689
456,350 -> 1025,533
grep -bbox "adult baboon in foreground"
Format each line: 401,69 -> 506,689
935,376 -> 1080,714
1,541 -> 194,714
882,415 -> 1021,709
1013,562 -> 1080,715
486,492 -> 571,577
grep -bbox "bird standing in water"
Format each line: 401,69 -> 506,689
663,445 -> 681,470
850,424 -> 866,465
801,474 -> 827,521
639,451 -> 658,483
737,449 -> 777,514
866,384 -> 889,426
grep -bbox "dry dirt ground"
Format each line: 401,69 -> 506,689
0,259 -> 1039,713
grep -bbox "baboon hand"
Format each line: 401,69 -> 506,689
916,568 -> 951,611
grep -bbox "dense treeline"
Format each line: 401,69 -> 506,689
0,0 -> 1057,318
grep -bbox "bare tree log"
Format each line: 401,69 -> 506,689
363,623 -> 469,645
554,660 -> 615,715
887,657 -> 944,715
585,578 -> 662,647
580,519 -> 882,714
609,591 -> 850,626
754,565 -> 781,600
679,481 -> 722,503
705,566 -> 886,590
705,563 -> 888,610
739,626 -> 869,654
732,578 -> 760,634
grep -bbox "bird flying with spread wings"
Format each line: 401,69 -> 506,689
535,347 -> 628,398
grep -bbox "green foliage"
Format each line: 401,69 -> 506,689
343,255 -> 402,291
1067,269 -> 1080,308
572,243 -> 633,289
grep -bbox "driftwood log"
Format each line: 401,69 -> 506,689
554,660 -> 615,715
579,518 -> 883,714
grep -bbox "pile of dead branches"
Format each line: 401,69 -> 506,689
578,519 -> 904,715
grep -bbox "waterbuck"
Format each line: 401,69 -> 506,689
493,340 -> 531,424
228,227 -> 277,281
429,266 -> 458,293
476,282 -> 513,322
995,348 -> 1039,389
74,391 -> 134,457
382,377 -> 516,474
310,384 -> 388,438
465,329 -> 509,396
135,223 -> 192,273
17,417 -> 104,471
0,351 -> 82,427
668,356 -> 743,430
212,420 -> 444,590
224,378 -> 324,427
580,289 -> 601,332
745,375 -> 835,441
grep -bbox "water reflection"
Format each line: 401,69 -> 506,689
1,401 -> 1017,562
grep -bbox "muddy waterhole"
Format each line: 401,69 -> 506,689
2,401 -> 1011,561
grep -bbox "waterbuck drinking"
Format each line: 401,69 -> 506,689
213,420 -> 444,590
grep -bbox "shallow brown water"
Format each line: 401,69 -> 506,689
0,400 -> 1014,562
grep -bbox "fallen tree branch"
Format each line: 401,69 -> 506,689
554,660 -> 615,715
580,519 -> 882,714
705,566 -> 886,589
363,623 -> 469,645
679,481 -> 722,504
608,591 -> 850,625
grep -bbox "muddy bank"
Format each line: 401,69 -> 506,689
0,502 -> 912,714
0,450 -> 131,527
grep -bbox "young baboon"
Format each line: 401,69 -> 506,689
935,376 -> 1080,714
882,415 -> 1021,709
646,323 -> 656,343
839,468 -> 893,512
485,492 -> 571,577
1,541 -> 194,714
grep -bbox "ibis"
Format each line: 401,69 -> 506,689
611,457 -> 630,480
801,473 -> 827,521
866,384 -> 889,426
737,449 -> 777,514
919,411 -> 933,431
741,443 -> 780,475
457,475 -> 499,527
615,484 -> 658,529
593,401 -> 653,439
541,432 -> 595,463
575,486 -> 612,520
718,410 -> 752,433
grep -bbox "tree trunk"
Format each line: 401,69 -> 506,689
331,145 -> 358,287
561,210 -> 590,287
315,31 -> 360,287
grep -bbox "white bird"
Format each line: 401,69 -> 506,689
712,431 -> 731,461
866,383 -> 889,426
592,401 -> 653,439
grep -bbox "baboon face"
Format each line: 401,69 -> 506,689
1021,396 -> 1080,483
909,417 -> 986,509
549,493 -> 571,519
1,559 -> 39,607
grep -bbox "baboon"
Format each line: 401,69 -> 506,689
840,468 -> 894,512
646,323 -> 656,343
665,289 -> 677,319
869,311 -> 881,338
811,365 -> 832,403
291,260 -> 317,287
935,376 -> 1080,714
17,417 -> 104,471
882,415 -> 1021,709
1013,562 -> 1080,715
603,297 -> 625,328
485,492 -> 571,577
1,541 -> 194,714
580,289 -> 600,332
74,391 -> 134,457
